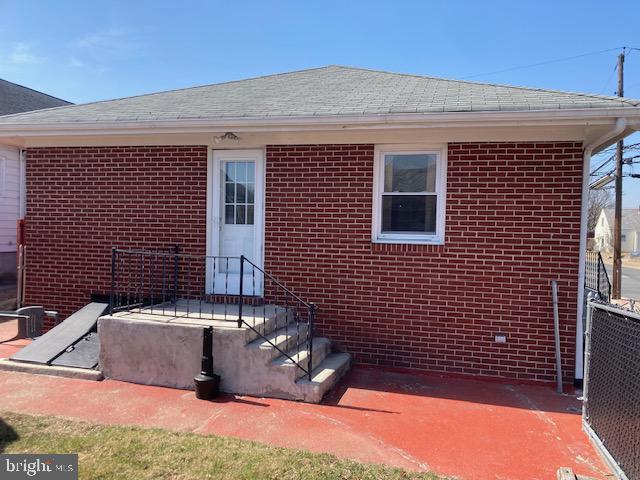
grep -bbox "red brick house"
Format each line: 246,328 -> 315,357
1,66 -> 639,386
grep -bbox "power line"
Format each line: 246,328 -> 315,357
590,158 -> 614,176
590,155 -> 640,179
590,146 -> 640,177
593,144 -> 640,162
600,57 -> 620,94
600,142 -> 640,153
462,47 -> 624,79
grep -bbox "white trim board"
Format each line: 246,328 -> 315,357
0,107 -> 639,136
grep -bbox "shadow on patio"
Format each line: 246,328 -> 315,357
324,366 -> 582,415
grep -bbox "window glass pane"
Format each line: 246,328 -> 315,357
426,158 -> 436,192
225,183 -> 235,203
382,195 -> 437,234
236,205 -> 246,224
225,205 -> 235,224
236,162 -> 246,182
236,183 -> 246,203
225,163 -> 236,182
246,163 -> 255,182
247,183 -> 255,203
247,205 -> 254,225
384,154 -> 437,193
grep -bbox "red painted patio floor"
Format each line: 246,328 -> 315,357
0,321 -> 609,480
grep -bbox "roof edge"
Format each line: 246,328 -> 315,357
1,107 -> 640,137
0,78 -> 72,106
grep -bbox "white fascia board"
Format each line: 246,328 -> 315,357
0,107 -> 639,138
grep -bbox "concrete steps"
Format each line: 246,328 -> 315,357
240,311 -> 350,402
272,336 -> 331,377
297,352 -> 352,401
248,323 -> 310,359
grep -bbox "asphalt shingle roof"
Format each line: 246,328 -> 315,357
0,78 -> 71,116
0,65 -> 637,125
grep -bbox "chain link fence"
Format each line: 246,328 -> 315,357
584,301 -> 640,480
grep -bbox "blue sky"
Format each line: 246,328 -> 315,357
1,0 -> 639,205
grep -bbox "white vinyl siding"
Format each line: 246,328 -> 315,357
0,146 -> 20,253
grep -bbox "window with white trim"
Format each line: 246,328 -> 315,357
372,146 -> 446,244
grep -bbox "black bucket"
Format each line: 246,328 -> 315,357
194,372 -> 220,400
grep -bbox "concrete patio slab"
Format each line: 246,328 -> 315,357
0,319 -> 30,357
0,318 -> 609,479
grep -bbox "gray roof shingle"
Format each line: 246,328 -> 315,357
0,65 -> 637,125
0,78 -> 71,116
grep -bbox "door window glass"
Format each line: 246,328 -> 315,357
224,161 -> 255,225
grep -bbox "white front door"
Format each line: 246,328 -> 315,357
208,149 -> 264,295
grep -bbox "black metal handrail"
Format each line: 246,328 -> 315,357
109,247 -> 315,380
238,255 -> 315,380
585,250 -> 612,302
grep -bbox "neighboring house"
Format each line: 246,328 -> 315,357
0,66 -> 639,385
0,79 -> 70,281
594,208 -> 640,253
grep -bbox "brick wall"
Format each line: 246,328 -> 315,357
264,143 -> 583,382
24,142 -> 583,382
24,146 -> 208,321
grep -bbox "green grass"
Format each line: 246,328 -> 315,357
0,411 -> 445,480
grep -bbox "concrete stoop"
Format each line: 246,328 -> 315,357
98,304 -> 351,403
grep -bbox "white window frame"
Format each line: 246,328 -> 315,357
372,144 -> 447,245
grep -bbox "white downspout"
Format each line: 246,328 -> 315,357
576,118 -> 627,381
19,149 -> 26,218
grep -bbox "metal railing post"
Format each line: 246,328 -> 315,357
551,280 -> 563,394
172,245 -> 179,304
308,303 -> 316,381
110,247 -> 116,314
238,255 -> 244,328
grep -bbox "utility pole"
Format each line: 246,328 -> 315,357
613,49 -> 625,299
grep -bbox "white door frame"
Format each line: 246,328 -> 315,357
205,148 -> 265,295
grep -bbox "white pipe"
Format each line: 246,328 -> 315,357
19,149 -> 26,218
575,118 -> 627,381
